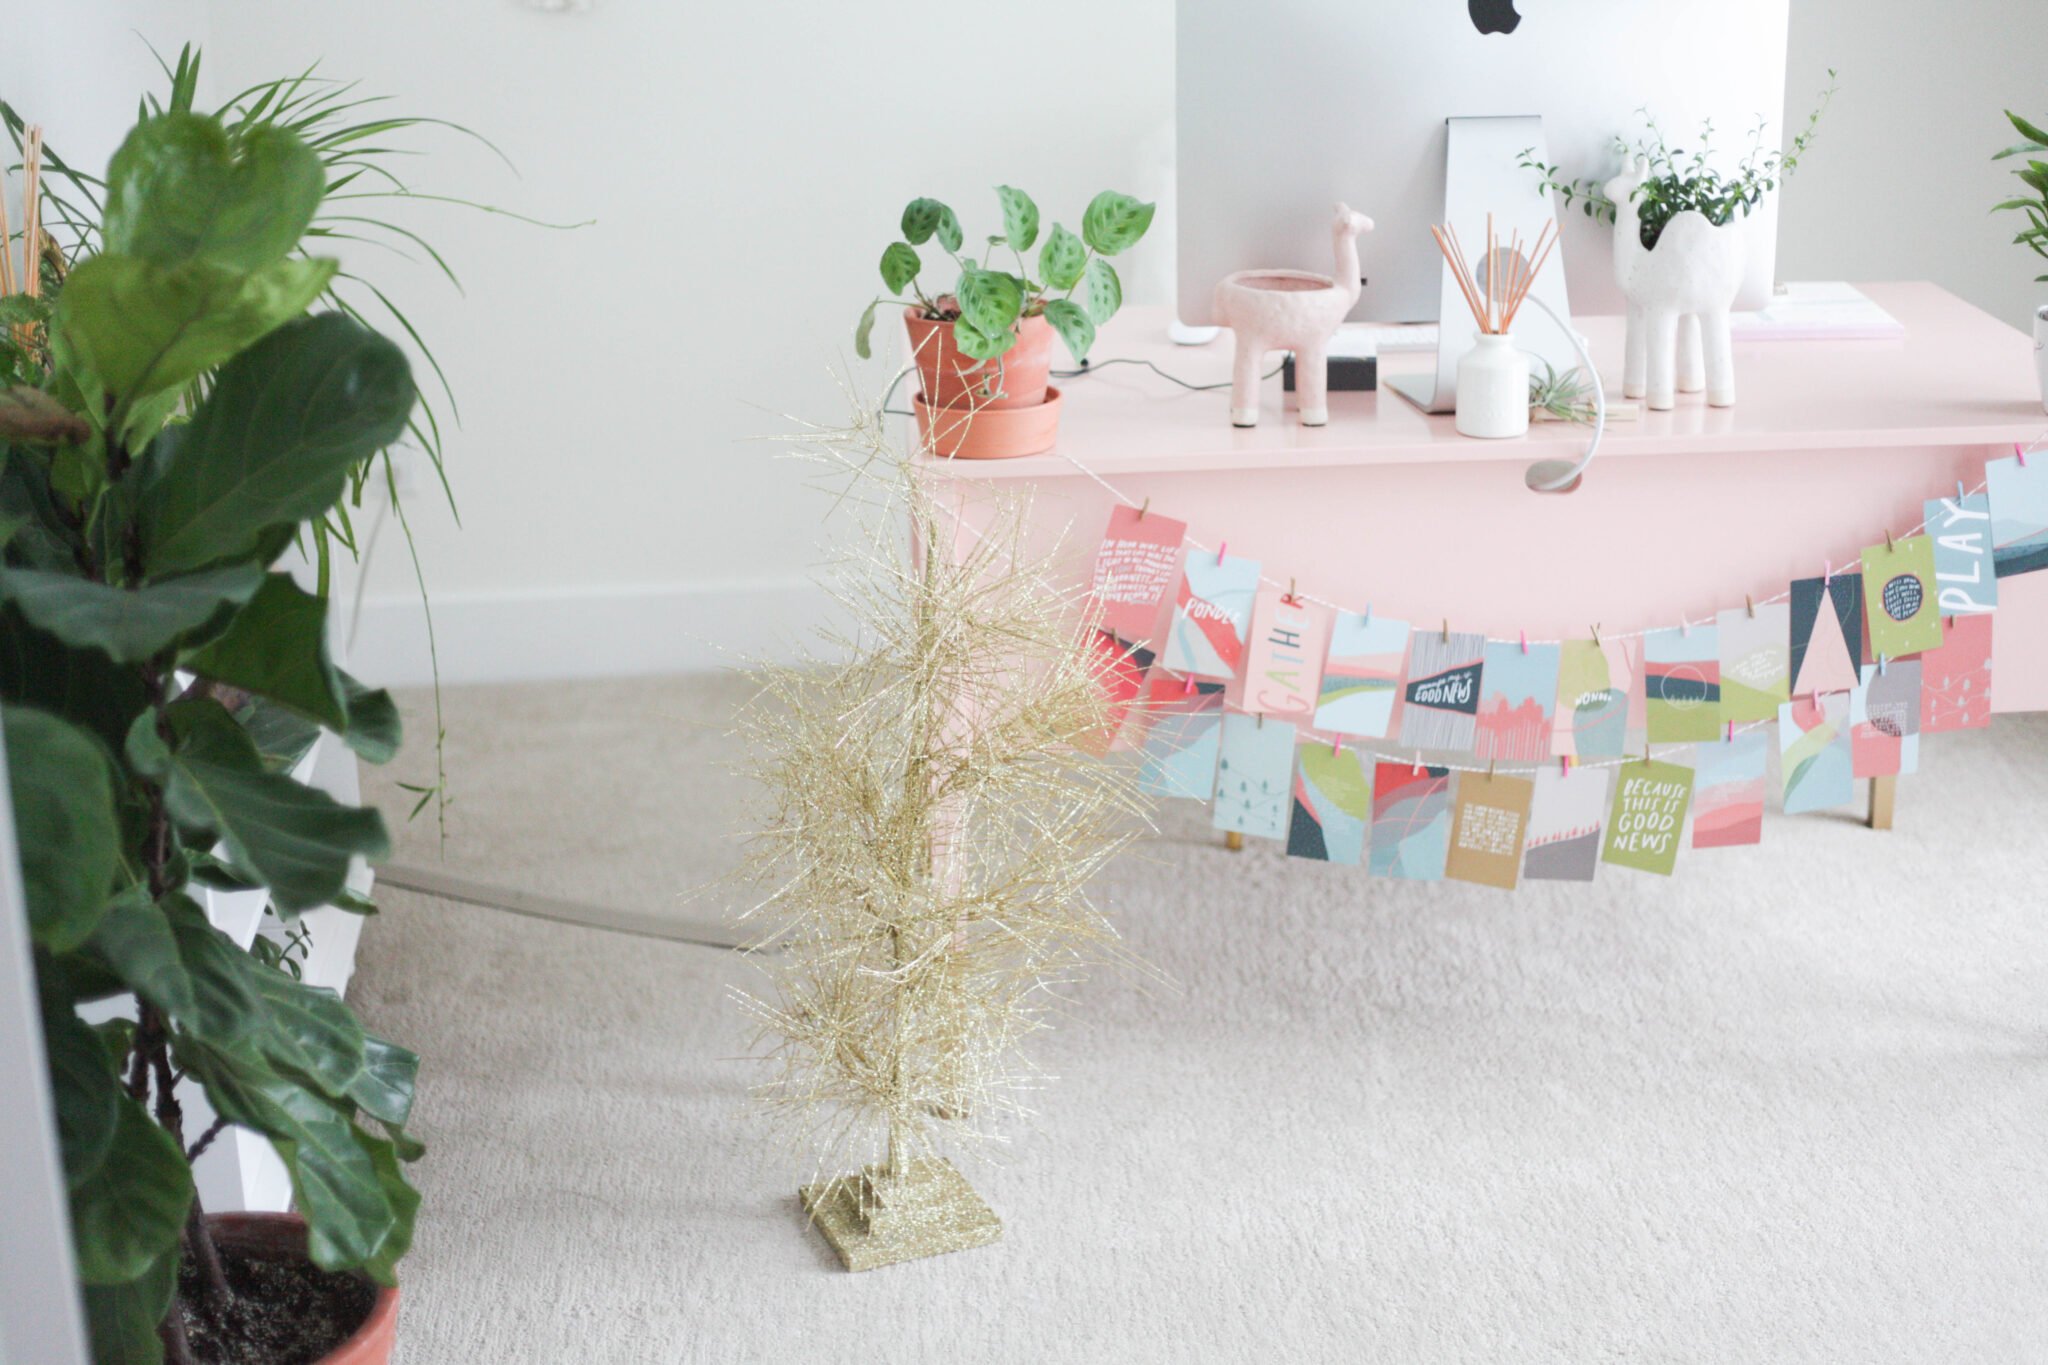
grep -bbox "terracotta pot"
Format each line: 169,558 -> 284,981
914,386 -> 1063,460
904,308 -> 1054,410
206,1212 -> 399,1365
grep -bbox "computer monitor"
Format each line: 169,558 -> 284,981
1175,0 -> 1792,326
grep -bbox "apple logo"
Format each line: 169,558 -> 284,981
1469,0 -> 1523,34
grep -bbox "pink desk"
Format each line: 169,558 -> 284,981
923,283 -> 2048,729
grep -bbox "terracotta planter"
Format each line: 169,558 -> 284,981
206,1212 -> 399,1365
904,308 -> 1055,410
914,386 -> 1063,460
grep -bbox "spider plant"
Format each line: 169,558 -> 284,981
4,43 -> 584,841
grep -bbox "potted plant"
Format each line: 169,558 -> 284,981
853,186 -> 1153,458
2,100 -> 424,1365
1521,80 -> 1835,408
1993,109 -> 2048,414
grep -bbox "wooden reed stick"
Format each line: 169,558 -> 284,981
0,157 -> 14,297
1429,226 -> 1487,332
21,126 -> 41,299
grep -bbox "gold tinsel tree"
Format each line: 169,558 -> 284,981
732,393 -> 1151,1270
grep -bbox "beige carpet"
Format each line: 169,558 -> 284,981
354,676 -> 2048,1364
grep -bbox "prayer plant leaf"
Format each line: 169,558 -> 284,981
3,705 -> 121,951
1038,223 -> 1086,292
1080,256 -> 1122,326
1080,190 -> 1154,256
139,311 -> 414,576
995,185 -> 1040,252
879,241 -> 920,295
1041,298 -> 1097,364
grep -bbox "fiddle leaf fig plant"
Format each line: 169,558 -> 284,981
1,104 -> 424,1365
1993,109 -> 2048,283
854,185 -> 1154,365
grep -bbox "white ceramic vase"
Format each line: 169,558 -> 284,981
1606,158 -> 1746,410
2035,305 -> 2047,416
1455,332 -> 1530,439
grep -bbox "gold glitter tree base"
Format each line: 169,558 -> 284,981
799,1156 -> 1002,1271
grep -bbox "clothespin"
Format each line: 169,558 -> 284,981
1183,673 -> 1196,696
1745,594 -> 1755,619
1885,527 -> 1895,552
1363,602 -> 1373,626
1136,497 -> 1150,521
1680,614 -> 1690,637
1641,740 -> 1652,767
2017,441 -> 2029,468
1879,653 -> 1889,676
1725,719 -> 1734,743
1441,618 -> 1450,644
1216,540 -> 1228,564
1823,559 -> 1833,587
1487,757 -> 1497,780
1412,753 -> 1423,776
1958,479 -> 1968,502
1560,754 -> 1573,776
1590,622 -> 1602,647
1331,735 -> 1342,758
1256,713 -> 1265,730
1284,577 -> 1298,606
1518,628 -> 1529,655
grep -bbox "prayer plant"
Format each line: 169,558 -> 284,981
853,186 -> 1154,366
2,102 -> 423,1365
1993,109 -> 2048,283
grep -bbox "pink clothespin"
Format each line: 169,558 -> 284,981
1725,719 -> 1733,742
1216,540 -> 1228,564
1560,754 -> 1572,775
2017,442 -> 2029,468
1183,673 -> 1196,696
1823,559 -> 1833,587
1331,735 -> 1342,758
1519,628 -> 1529,655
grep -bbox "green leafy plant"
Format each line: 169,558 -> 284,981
1993,110 -> 2048,283
853,186 -> 1154,366
2,104 -> 424,1365
1521,75 -> 1837,251
1528,359 -> 1597,424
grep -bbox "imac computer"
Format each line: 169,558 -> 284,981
1176,0 -> 1793,407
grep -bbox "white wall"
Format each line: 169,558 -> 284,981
26,0 -> 2048,684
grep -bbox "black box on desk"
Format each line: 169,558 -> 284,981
1283,354 -> 1376,392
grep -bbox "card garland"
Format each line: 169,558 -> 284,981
1085,440 -> 2048,890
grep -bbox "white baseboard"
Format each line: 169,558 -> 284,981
340,578 -> 837,687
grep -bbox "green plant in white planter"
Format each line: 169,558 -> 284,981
1993,109 -> 2048,413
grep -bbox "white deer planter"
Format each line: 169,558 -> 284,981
1214,204 -> 1374,427
1606,157 -> 1746,410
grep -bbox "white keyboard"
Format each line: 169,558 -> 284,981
1331,323 -> 1440,356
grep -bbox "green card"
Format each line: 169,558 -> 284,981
1861,536 -> 1944,659
1601,757 -> 1694,876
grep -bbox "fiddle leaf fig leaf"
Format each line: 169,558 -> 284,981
1041,298 -> 1096,364
53,253 -> 336,439
4,705 -> 121,952
82,1248 -> 178,1365
1080,256 -> 1122,325
104,113 -> 324,271
182,574 -> 347,729
879,241 -> 920,295
91,887 -> 198,1024
67,1096 -> 192,1287
1080,190 -> 1154,256
995,185 -> 1040,252
956,267 -> 1023,337
43,1010 -> 122,1185
349,1034 -> 420,1128
1039,223 -> 1086,292
338,673 -> 402,765
139,312 -> 414,577
951,314 -> 1013,362
152,698 -> 389,913
0,563 -> 263,663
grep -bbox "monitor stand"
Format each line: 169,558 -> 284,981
1385,115 -> 1580,415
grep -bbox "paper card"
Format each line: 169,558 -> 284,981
1551,636 -> 1643,760
1601,758 -> 1694,876
1788,574 -> 1865,696
1924,494 -> 1998,614
1213,714 -> 1297,839
1643,625 -> 1722,742
1397,629 -> 1486,752
1522,765 -> 1611,882
1314,612 -> 1411,738
1692,731 -> 1769,849
1091,504 -> 1187,644
1445,771 -> 1534,890
1716,604 -> 1790,723
1136,677 -> 1226,799
1369,762 -> 1452,881
1778,692 -> 1855,814
1243,589 -> 1329,721
1162,548 -> 1261,679
1286,740 -> 1372,864
1861,535 -> 1944,659
1918,612 -> 1994,733
1474,641 -> 1560,763
1851,661 -> 1922,777
1987,452 -> 2048,578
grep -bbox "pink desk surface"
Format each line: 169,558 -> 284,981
920,283 -> 2048,712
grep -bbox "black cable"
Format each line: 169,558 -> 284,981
883,354 -> 1283,415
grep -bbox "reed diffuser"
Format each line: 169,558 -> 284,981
1430,214 -> 1556,439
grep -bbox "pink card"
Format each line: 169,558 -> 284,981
1918,612 -> 1993,733
1089,504 -> 1186,646
1242,588 -> 1328,721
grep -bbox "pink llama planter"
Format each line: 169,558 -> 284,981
1214,204 -> 1374,427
